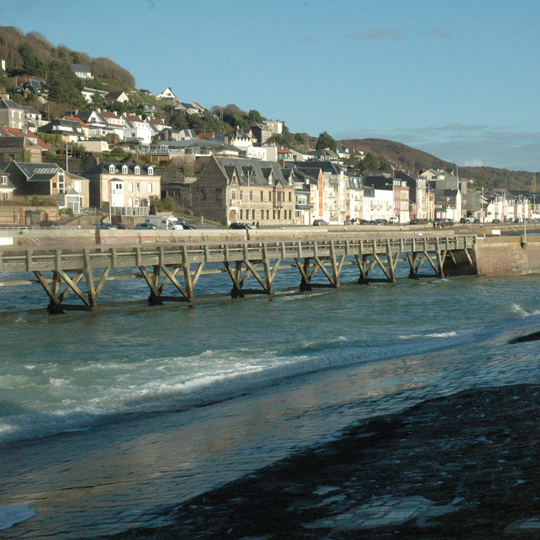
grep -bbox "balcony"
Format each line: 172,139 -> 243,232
229,199 -> 242,206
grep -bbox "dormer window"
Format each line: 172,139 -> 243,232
109,164 -> 115,174
122,165 -> 128,174
134,166 -> 140,175
1,176 -> 6,185
148,166 -> 154,175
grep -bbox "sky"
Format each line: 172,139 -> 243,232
2,0 -> 540,171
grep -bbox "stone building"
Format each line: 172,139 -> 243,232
191,155 -> 295,226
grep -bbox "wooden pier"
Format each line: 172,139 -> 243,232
0,234 -> 477,313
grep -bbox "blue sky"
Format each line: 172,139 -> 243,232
3,0 -> 540,171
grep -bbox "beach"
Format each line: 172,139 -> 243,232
2,313 -> 540,539
113,383 -> 540,539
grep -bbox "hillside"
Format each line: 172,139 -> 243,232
343,138 -> 537,191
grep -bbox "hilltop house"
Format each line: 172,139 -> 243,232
155,87 -> 178,104
0,99 -> 25,130
69,64 -> 93,79
191,155 -> 295,226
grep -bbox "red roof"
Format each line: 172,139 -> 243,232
278,148 -> 290,154
64,116 -> 89,129
0,126 -> 49,148
100,110 -> 119,119
196,132 -> 213,139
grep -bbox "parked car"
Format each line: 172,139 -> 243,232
373,219 -> 388,225
98,222 -> 117,230
492,219 -> 501,224
39,220 -> 59,228
460,218 -> 471,224
409,219 -> 419,225
116,223 -> 131,229
229,223 -> 256,230
134,223 -> 157,230
182,223 -> 196,230
358,219 -> 372,225
389,217 -> 399,224
312,219 -> 328,226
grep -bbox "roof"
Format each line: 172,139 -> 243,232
0,127 -> 49,148
10,162 -> 63,182
64,117 -> 89,129
100,111 -> 120,119
69,64 -> 92,74
83,162 -> 158,176
0,99 -> 24,111
0,137 -> 42,149
214,157 -> 288,187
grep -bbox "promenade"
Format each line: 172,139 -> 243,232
2,320 -> 540,538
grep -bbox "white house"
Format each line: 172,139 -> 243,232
156,87 -> 178,103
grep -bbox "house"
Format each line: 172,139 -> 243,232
191,155 -> 295,226
4,162 -> 89,213
250,123 -> 273,145
21,105 -> 44,129
282,167 -> 321,225
98,110 -> 126,139
82,162 -> 160,216
152,128 -> 196,142
69,64 -> 93,79
395,170 -> 432,221
363,175 -> 410,224
137,102 -> 158,116
264,120 -> 285,135
63,116 -> 90,138
173,101 -> 204,115
39,119 -> 87,143
140,139 -> 242,161
0,99 -> 25,130
14,78 -> 46,98
121,114 -> 153,144
81,87 -> 108,103
0,165 -> 15,201
155,87 -> 178,104
0,126 -> 49,150
145,117 -> 170,133
106,91 -> 130,104
0,136 -> 43,163
310,149 -> 339,162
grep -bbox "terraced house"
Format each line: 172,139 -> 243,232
192,155 -> 295,226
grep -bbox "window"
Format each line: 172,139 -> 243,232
240,209 -> 243,220
273,210 -> 276,220
122,165 -> 128,174
240,191 -> 243,201
231,189 -> 236,200
74,181 -> 81,192
1,193 -> 9,201
52,182 -> 57,189
134,166 -> 140,175
135,198 -> 140,206
136,183 -> 140,192
260,191 -> 263,201
148,166 -> 154,175
128,183 -> 133,192
266,209 -> 269,220
128,197 -> 133,207
1,176 -> 6,185
148,183 -> 152,193
109,164 -> 115,173
289,192 -> 292,202
250,191 -> 253,201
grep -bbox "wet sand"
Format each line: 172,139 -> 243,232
3,324 -> 540,539
111,383 -> 540,539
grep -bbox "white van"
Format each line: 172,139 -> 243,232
143,215 -> 183,230
389,216 -> 399,224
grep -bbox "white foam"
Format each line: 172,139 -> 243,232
426,332 -> 457,338
0,505 -> 36,531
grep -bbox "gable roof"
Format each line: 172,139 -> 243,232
0,99 -> 24,111
214,157 -> 288,187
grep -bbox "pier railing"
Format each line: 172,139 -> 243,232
0,234 -> 477,313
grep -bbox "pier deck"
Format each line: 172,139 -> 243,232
0,234 -> 477,313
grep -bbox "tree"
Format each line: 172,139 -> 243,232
378,156 -> 392,171
18,43 -> 44,76
315,131 -> 337,152
247,109 -> 265,124
47,61 -> 85,107
359,152 -> 378,172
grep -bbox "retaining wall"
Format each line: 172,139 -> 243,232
475,236 -> 540,276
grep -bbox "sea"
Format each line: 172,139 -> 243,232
1,257 -> 540,447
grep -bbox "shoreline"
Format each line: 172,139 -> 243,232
110,383 -> 540,540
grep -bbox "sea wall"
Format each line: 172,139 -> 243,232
475,236 -> 540,277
